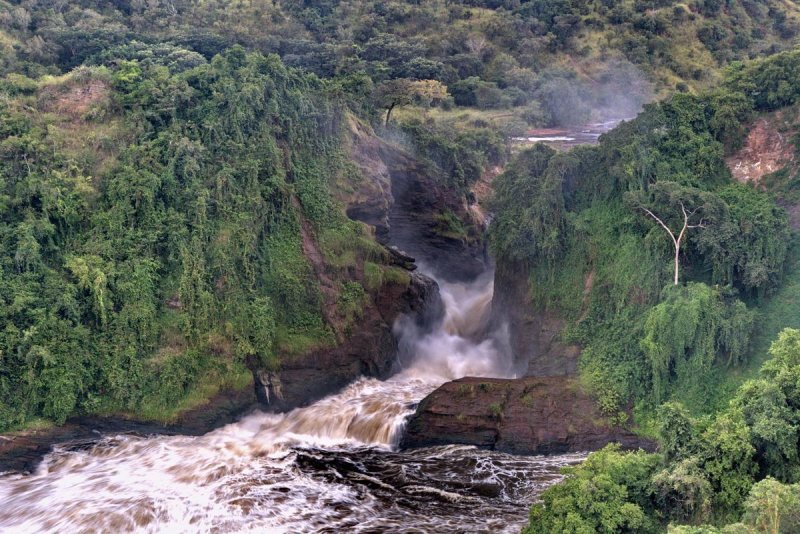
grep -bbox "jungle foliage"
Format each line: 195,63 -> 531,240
490,48 -> 799,420
0,48 -> 392,429
0,0 -> 799,130
525,329 -> 800,533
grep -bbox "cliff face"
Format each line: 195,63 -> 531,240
249,119 -> 462,412
0,125 -> 452,473
253,271 -> 442,411
401,376 -> 653,455
491,261 -> 580,377
400,259 -> 653,457
345,119 -> 488,283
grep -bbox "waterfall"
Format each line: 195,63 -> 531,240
0,270 -> 575,534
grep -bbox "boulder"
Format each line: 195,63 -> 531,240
400,376 -> 654,455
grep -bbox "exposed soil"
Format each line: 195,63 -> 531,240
40,78 -> 110,121
785,203 -> 800,231
726,116 -> 797,184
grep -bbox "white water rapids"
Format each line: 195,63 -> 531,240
0,273 -> 583,533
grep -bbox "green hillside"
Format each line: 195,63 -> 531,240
2,0 -> 799,128
500,46 -> 800,533
0,49 -> 401,428
2,1 -> 800,531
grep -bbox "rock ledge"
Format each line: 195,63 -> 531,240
401,376 -> 653,455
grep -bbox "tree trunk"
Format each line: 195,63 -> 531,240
674,244 -> 680,286
639,205 -> 699,286
385,102 -> 396,126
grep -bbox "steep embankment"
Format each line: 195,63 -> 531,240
726,106 -> 800,229
346,118 -> 489,281
718,107 -> 800,379
252,270 -> 441,411
401,122 -> 640,455
0,54 -> 455,448
404,55 -> 800,453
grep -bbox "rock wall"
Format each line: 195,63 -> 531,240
401,376 -> 653,455
346,119 -> 488,282
253,271 -> 442,412
491,261 -> 580,376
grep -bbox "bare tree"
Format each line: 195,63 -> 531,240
466,34 -> 489,56
638,201 -> 706,285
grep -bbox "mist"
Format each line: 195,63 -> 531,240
536,58 -> 652,126
393,268 -> 515,382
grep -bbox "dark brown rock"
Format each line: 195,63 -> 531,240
382,142 -> 488,282
253,271 -> 442,411
344,116 -> 394,237
400,376 -> 654,455
385,245 -> 417,270
491,261 -> 581,376
345,117 -> 488,283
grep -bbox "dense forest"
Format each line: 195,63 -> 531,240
2,0 -> 799,127
0,47 -> 404,427
502,48 -> 800,532
2,0 -> 800,532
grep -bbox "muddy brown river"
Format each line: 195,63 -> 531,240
0,274 -> 583,533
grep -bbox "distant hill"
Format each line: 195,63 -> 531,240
2,0 -> 799,126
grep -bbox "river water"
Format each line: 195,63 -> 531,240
512,118 -> 628,150
0,116 -> 633,531
0,273 -> 584,533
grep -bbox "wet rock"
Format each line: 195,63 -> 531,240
382,143 -> 487,282
385,245 -> 417,271
345,117 -> 488,283
253,271 -> 443,412
345,117 -> 394,238
256,371 -> 285,405
491,261 -> 581,376
400,376 -> 654,455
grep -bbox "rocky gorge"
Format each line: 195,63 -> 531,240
1,119 -> 641,475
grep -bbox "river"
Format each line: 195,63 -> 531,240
512,118 -> 628,150
0,272 -> 583,533
0,117 -> 632,533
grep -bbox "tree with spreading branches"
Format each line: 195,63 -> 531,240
626,182 -> 723,285
373,78 -> 449,125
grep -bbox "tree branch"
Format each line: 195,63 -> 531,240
639,206 -> 677,245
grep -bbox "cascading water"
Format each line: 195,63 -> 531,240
0,272 -> 583,533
